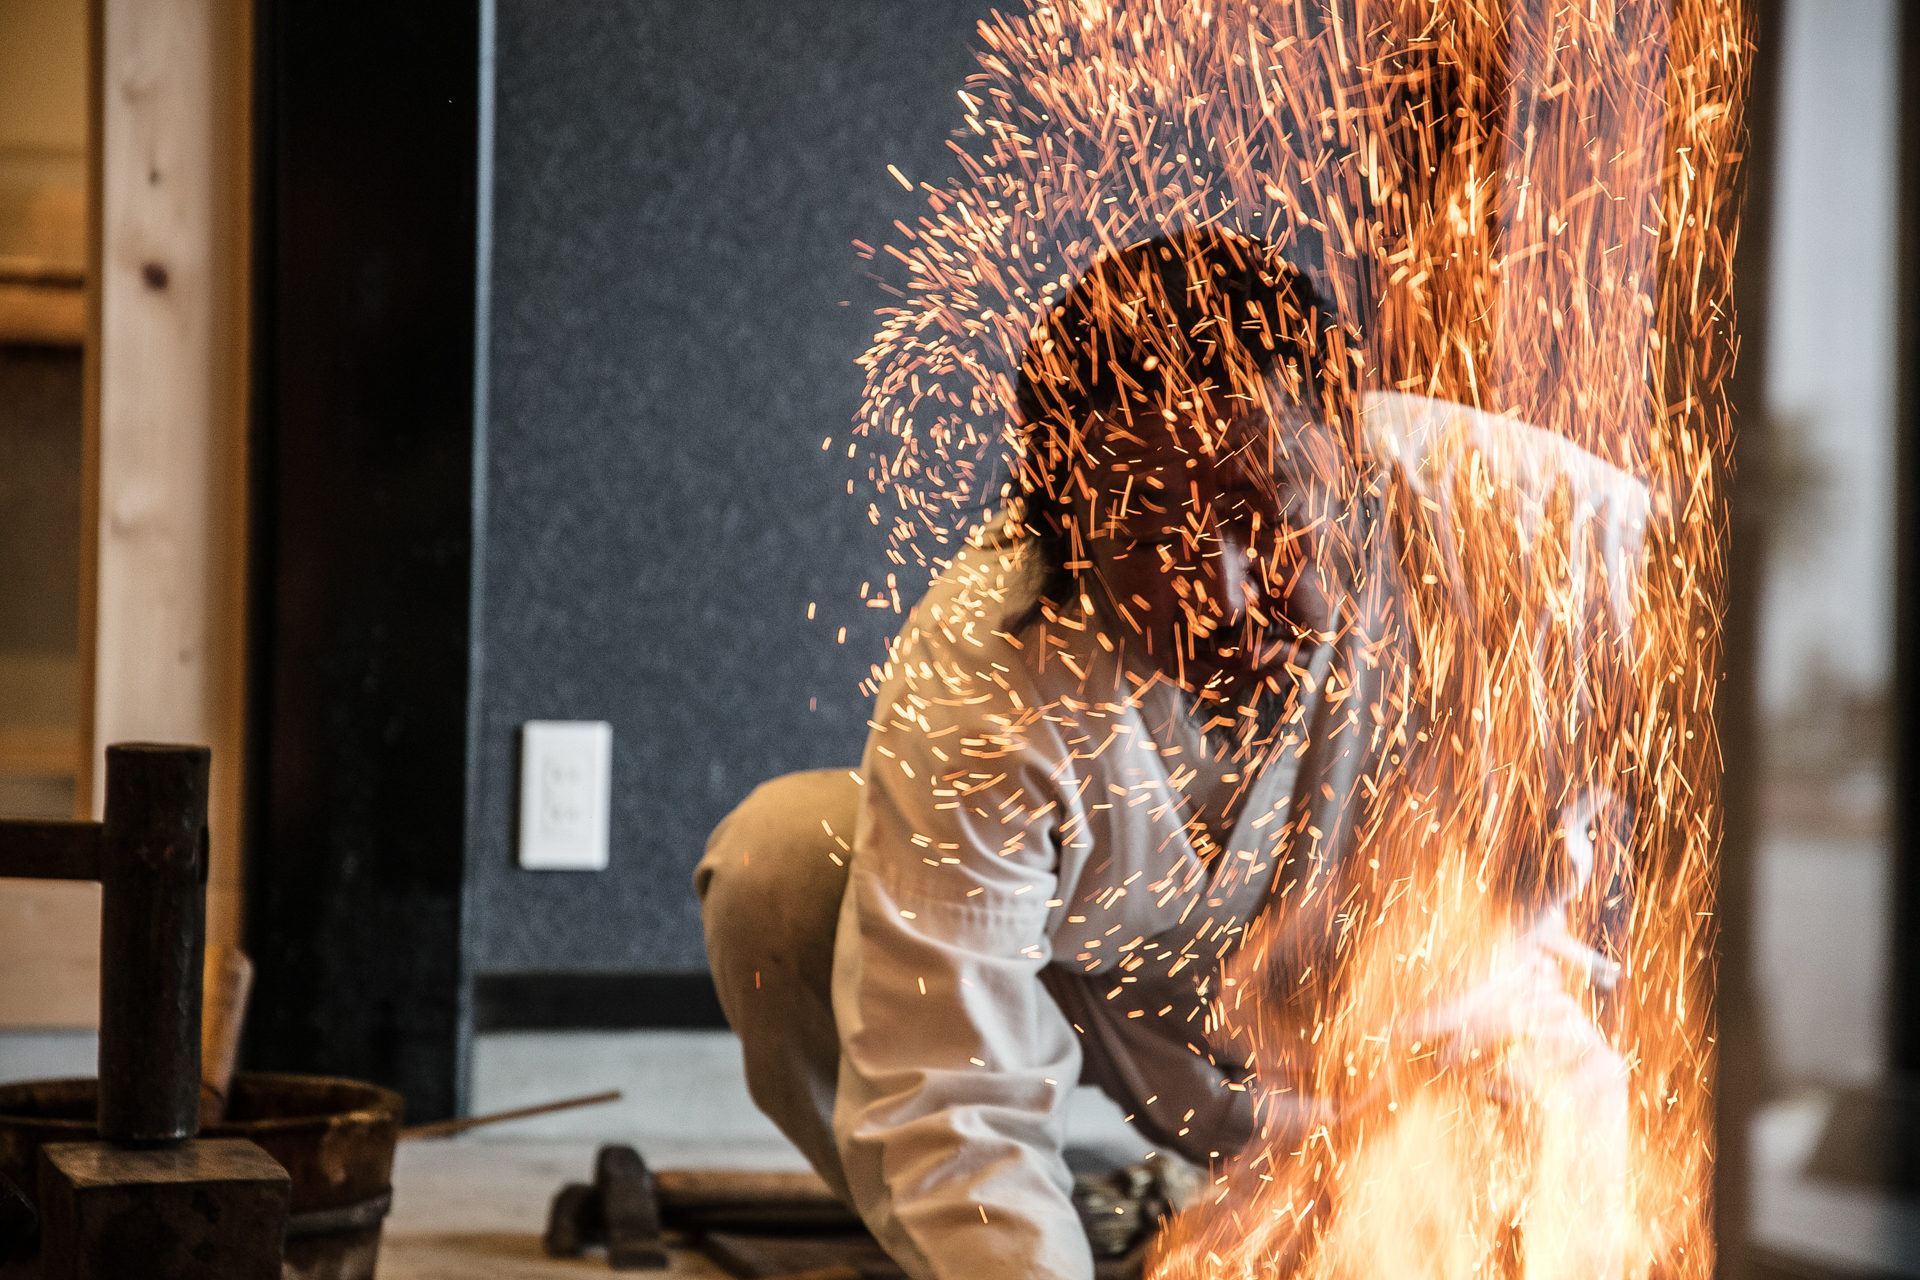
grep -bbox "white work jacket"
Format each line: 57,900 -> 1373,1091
830,393 -> 1650,1280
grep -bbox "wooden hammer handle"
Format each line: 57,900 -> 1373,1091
198,945 -> 253,1127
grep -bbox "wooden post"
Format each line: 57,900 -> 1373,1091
96,744 -> 208,1147
0,749 -> 291,1276
83,0 -> 252,969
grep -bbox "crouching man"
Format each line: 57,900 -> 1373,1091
697,229 -> 1640,1280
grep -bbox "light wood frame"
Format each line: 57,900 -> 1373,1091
0,0 -> 252,1030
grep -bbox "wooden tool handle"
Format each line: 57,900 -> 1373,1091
653,1168 -> 840,1205
652,1167 -> 860,1233
198,944 -> 253,1127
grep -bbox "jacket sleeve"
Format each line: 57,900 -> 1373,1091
1361,390 -> 1651,635
831,671 -> 1094,1280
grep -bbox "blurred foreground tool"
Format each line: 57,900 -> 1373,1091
199,944 -> 255,1126
0,745 -> 291,1278
0,1169 -> 34,1264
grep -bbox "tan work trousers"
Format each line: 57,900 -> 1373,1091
693,769 -> 1254,1202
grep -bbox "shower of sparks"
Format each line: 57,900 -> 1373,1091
853,1 -> 1745,1276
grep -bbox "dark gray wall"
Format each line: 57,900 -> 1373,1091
472,0 -> 995,972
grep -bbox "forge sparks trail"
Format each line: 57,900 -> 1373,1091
849,1 -> 1746,1276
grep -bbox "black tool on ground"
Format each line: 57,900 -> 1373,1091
541,1152 -> 893,1280
545,1151 -> 866,1266
0,745 -> 291,1280
543,1143 -> 1178,1279
543,1143 -> 670,1269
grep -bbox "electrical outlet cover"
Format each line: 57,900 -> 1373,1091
518,720 -> 613,871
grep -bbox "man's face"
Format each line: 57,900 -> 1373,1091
1061,391 -> 1353,690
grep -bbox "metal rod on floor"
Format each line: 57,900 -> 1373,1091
399,1089 -> 624,1140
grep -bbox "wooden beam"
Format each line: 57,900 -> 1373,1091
0,281 -> 85,345
0,820 -> 103,882
0,726 -> 85,778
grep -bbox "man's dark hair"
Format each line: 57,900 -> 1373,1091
1011,228 -> 1349,600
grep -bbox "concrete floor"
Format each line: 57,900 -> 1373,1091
380,1139 -> 733,1279
383,1031 -> 1147,1277
378,1076 -> 1920,1278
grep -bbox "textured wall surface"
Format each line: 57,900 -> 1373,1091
474,0 -> 994,971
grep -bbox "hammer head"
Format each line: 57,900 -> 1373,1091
542,1144 -> 668,1271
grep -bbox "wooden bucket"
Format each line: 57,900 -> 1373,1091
0,1072 -> 402,1280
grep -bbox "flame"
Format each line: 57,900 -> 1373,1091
854,1 -> 1745,1276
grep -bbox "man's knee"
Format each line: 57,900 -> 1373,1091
695,772 -> 857,1198
697,769 -> 858,980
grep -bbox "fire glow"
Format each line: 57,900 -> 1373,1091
853,1 -> 1745,1275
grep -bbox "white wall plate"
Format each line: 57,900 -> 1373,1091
517,720 -> 613,871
